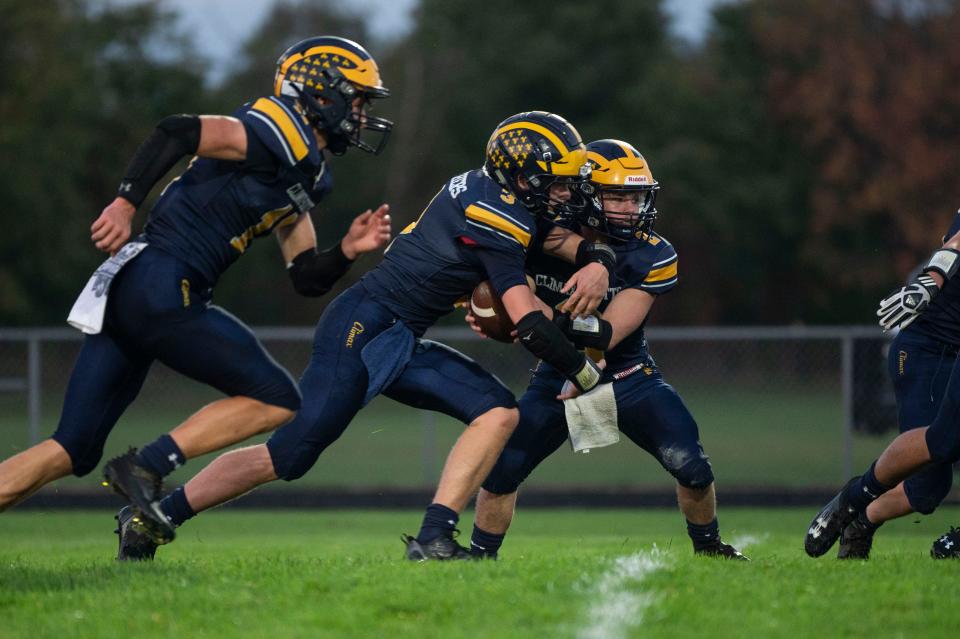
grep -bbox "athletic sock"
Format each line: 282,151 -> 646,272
856,510 -> 882,532
470,525 -> 505,557
687,517 -> 720,551
416,503 -> 459,543
159,486 -> 196,528
137,434 -> 186,478
845,461 -> 890,512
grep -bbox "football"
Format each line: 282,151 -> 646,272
470,277 -> 535,343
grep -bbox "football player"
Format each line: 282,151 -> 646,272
0,37 -> 393,528
805,217 -> 960,559
115,111 -> 618,561
466,140 -> 747,560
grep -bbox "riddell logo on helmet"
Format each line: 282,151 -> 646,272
625,175 -> 649,185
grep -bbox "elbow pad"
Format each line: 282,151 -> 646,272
118,114 -> 201,207
287,242 -> 354,297
575,240 -> 616,277
553,312 -> 613,351
516,311 -> 601,392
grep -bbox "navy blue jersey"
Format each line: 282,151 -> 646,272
360,169 -> 538,335
527,229 -> 678,372
911,211 -> 960,347
144,95 -> 333,284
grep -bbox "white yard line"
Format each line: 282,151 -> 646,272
577,548 -> 667,639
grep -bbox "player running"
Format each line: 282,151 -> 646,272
0,37 -> 392,529
805,213 -> 960,559
466,140 -> 746,560
115,111 -> 618,561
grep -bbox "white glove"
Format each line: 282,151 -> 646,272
877,274 -> 940,331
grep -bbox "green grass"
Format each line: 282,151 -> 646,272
0,385 -> 893,492
1,508 -> 958,639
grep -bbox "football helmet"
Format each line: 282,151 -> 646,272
578,139 -> 659,241
274,36 -> 393,155
483,111 -> 590,220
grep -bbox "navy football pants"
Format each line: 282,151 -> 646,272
482,362 -> 714,495
266,283 -> 517,481
889,329 -> 958,514
52,248 -> 300,476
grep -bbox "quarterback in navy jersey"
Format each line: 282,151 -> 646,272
806,212 -> 960,560
468,140 -> 746,560
128,112 -> 618,561
0,37 -> 393,535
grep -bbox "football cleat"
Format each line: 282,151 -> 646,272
695,540 -> 749,561
402,533 -> 472,561
469,544 -> 499,561
931,526 -> 960,559
102,448 -> 175,544
805,478 -> 859,558
837,516 -> 877,560
115,506 -> 159,561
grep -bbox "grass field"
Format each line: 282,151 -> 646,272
2,507 -> 958,639
0,385 -> 893,493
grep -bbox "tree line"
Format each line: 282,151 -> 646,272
2,0 -> 958,326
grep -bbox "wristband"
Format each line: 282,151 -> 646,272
924,248 -> 960,280
575,240 -> 616,277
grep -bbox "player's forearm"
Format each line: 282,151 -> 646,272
117,114 -> 202,207
603,289 -> 655,350
541,226 -> 582,262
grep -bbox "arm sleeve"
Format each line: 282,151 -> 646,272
287,242 -> 354,297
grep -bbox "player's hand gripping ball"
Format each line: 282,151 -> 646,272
469,277 -> 536,343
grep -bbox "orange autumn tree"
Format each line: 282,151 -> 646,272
754,0 -> 960,313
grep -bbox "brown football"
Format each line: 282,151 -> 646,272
470,276 -> 536,343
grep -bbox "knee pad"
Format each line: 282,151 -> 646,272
266,440 -> 321,482
925,421 -> 960,465
665,450 -> 715,489
904,468 -> 953,515
481,448 -> 529,495
51,430 -> 104,477
256,378 -> 302,413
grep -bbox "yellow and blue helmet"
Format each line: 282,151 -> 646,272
578,139 -> 659,240
274,36 -> 392,155
483,111 -> 590,220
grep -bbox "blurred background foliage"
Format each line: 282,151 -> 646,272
2,0 -> 959,326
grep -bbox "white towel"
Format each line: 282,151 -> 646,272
563,382 -> 619,453
67,242 -> 148,334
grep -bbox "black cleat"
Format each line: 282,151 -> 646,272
805,478 -> 859,558
931,526 -> 960,559
115,506 -> 159,561
838,515 -> 877,560
469,546 -> 499,561
402,532 -> 472,561
102,448 -> 175,544
695,540 -> 749,561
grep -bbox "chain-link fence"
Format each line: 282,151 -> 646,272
0,326 -> 906,492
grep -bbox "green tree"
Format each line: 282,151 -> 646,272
0,0 -> 207,324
